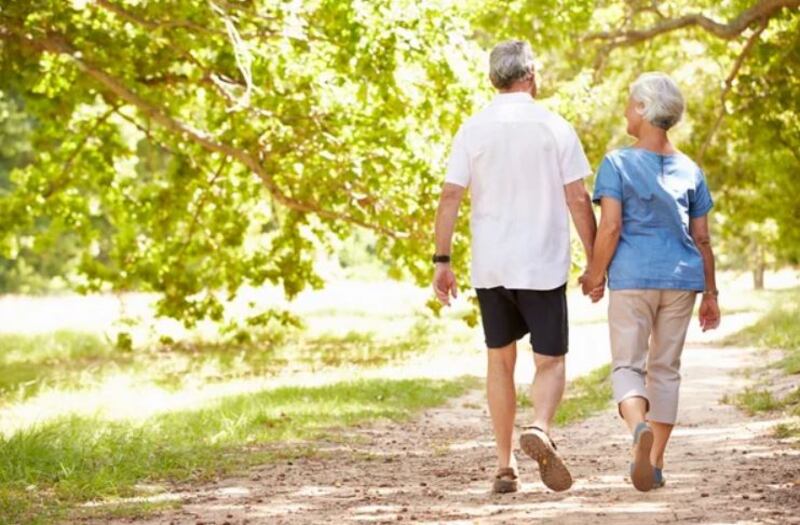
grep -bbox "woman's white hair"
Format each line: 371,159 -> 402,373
630,72 -> 685,130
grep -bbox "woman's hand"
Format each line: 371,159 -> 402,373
698,294 -> 721,331
579,270 -> 606,303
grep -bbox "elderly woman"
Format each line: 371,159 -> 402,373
581,72 -> 721,492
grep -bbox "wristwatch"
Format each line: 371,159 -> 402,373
702,289 -> 719,298
432,254 -> 451,264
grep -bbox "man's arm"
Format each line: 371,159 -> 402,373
690,215 -> 721,331
434,183 -> 465,257
432,182 -> 465,306
583,197 -> 622,299
564,179 -> 597,262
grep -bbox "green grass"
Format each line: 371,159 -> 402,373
0,375 -> 478,525
291,318 -> 433,369
722,387 -> 782,415
0,316 -> 438,400
782,387 -> 800,417
723,385 -> 800,416
721,287 -> 800,437
555,364 -> 613,425
0,310 -> 459,523
777,352 -> 800,375
0,331 -> 126,398
715,286 -> 798,317
724,286 -> 800,374
150,320 -> 434,391
517,364 -> 613,426
773,422 -> 800,440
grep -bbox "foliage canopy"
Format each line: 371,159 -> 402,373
0,0 -> 797,323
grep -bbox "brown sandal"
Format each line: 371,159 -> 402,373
492,466 -> 519,493
520,426 -> 573,492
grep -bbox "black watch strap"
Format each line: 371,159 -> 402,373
432,254 -> 451,264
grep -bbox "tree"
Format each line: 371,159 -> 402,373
0,0 -> 484,324
472,0 -> 800,287
0,0 -> 797,323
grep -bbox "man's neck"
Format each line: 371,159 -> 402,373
499,88 -> 531,95
499,79 -> 535,97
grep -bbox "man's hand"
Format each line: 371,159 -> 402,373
433,263 -> 458,306
698,294 -> 720,332
579,270 -> 605,303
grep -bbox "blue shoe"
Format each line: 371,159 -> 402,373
653,467 -> 666,488
630,422 -> 654,492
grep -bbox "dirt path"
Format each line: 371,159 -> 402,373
104,342 -> 799,525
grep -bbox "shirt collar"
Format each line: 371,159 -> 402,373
492,92 -> 535,104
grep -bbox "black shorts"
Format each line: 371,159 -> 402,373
475,284 -> 568,356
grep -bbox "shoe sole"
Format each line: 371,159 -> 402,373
520,431 -> 572,492
492,478 -> 519,494
631,428 -> 654,492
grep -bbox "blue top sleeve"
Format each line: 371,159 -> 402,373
689,169 -> 714,218
592,155 -> 622,204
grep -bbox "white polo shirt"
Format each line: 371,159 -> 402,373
445,92 -> 591,290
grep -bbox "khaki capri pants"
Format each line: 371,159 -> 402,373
609,289 -> 697,424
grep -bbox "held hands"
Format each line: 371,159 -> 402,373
698,294 -> 721,332
579,269 -> 606,303
432,263 -> 458,306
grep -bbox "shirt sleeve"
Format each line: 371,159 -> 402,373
558,125 -> 592,185
592,155 -> 622,204
443,126 -> 470,188
689,169 -> 714,218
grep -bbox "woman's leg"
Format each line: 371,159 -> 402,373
650,422 -> 674,468
609,290 -> 658,429
609,290 -> 660,490
620,396 -> 648,433
646,291 -> 697,469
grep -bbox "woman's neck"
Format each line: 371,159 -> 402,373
633,127 -> 676,155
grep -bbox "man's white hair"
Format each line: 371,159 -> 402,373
630,72 -> 685,130
489,40 -> 535,90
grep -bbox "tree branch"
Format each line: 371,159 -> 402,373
94,0 -> 283,42
178,156 -> 229,256
698,18 -> 769,162
776,134 -> 800,167
94,0 -> 226,36
0,19 -> 406,239
44,104 -> 120,198
584,0 -> 799,47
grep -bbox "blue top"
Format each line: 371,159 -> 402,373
592,147 -> 713,291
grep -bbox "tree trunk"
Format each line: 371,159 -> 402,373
753,252 -> 766,290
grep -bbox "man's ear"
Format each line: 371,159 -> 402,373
530,75 -> 538,98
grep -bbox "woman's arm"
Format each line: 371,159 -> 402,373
581,197 -> 622,301
690,214 -> 721,331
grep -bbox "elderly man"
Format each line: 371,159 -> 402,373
432,40 -> 597,493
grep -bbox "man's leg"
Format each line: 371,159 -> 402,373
487,341 -> 517,470
516,285 -> 573,491
530,353 -> 565,434
518,351 -> 572,492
